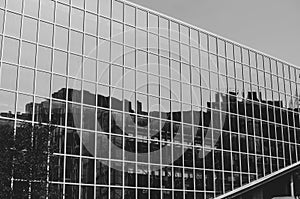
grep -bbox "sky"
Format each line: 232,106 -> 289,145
127,0 -> 300,67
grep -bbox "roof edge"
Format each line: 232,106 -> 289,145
215,161 -> 300,199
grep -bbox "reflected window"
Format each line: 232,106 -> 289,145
66,102 -> 80,128
97,84 -> 110,108
82,131 -> 95,157
51,100 -> 66,126
96,160 -> 109,185
136,8 -> 147,29
98,61 -> 110,85
34,97 -> 50,123
5,12 -> 21,37
70,30 -> 83,54
125,5 -> 135,26
22,17 -> 38,42
16,94 -> 33,120
56,3 -> 69,26
83,81 -> 96,106
20,41 -> 36,67
24,0 -> 39,17
83,106 -> 96,131
65,185 -> 79,199
0,10 -> 3,33
111,161 -> 123,185
38,21 -> 53,46
111,88 -> 123,111
111,65 -> 123,87
7,0 -> 22,12
98,39 -> 110,62
19,67 -> 34,94
53,50 -> 68,75
69,54 -> 82,78
85,12 -> 97,35
174,167 -> 183,189
54,26 -> 68,50
35,71 -> 51,97
84,35 -> 97,58
97,109 -> 109,133
0,63 -> 17,91
40,0 -> 54,22
65,156 -> 79,183
111,21 -> 123,44
37,46 -> 52,71
71,7 -> 84,31
52,75 -> 67,100
83,58 -> 96,82
96,132 -> 110,158
99,17 -> 110,39
68,78 -> 81,103
200,33 -> 208,50
3,37 -> 20,64
66,129 -> 80,155
99,0 -> 111,17
81,186 -> 94,199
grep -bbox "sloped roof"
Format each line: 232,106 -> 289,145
215,161 -> 300,199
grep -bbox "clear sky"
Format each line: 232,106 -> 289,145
127,0 -> 300,67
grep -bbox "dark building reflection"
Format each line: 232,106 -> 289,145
0,87 -> 300,198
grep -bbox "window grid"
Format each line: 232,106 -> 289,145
0,0 -> 300,198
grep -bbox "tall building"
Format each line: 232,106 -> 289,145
0,0 -> 300,198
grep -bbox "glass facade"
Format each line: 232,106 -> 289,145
0,0 -> 300,198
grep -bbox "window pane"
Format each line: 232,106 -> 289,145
99,17 -> 110,39
112,21 -> 123,43
37,46 -> 52,71
98,39 -> 110,62
85,12 -> 97,35
99,0 -> 111,17
22,17 -> 38,42
111,42 -> 123,65
5,12 -> 21,37
85,0 -> 98,13
83,81 -> 96,106
111,65 -> 123,87
20,41 -> 36,67
112,0 -> 123,22
40,0 -> 55,22
24,0 -> 39,17
0,90 -> 16,117
36,71 -> 51,97
55,26 -> 68,50
98,61 -> 110,85
17,94 -> 33,120
137,9 -> 147,29
0,63 -> 17,91
83,58 -> 97,82
125,5 -> 135,26
69,54 -> 82,78
52,75 -> 67,99
72,0 -> 84,8
84,35 -> 97,58
53,50 -> 68,75
83,107 -> 96,131
0,10 -> 4,33
71,7 -> 84,31
38,21 -> 53,46
56,3 -> 70,27
7,0 -> 22,12
18,67 -> 34,94
70,30 -> 83,54
68,78 -> 82,102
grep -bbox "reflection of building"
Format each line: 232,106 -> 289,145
0,0 -> 300,198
